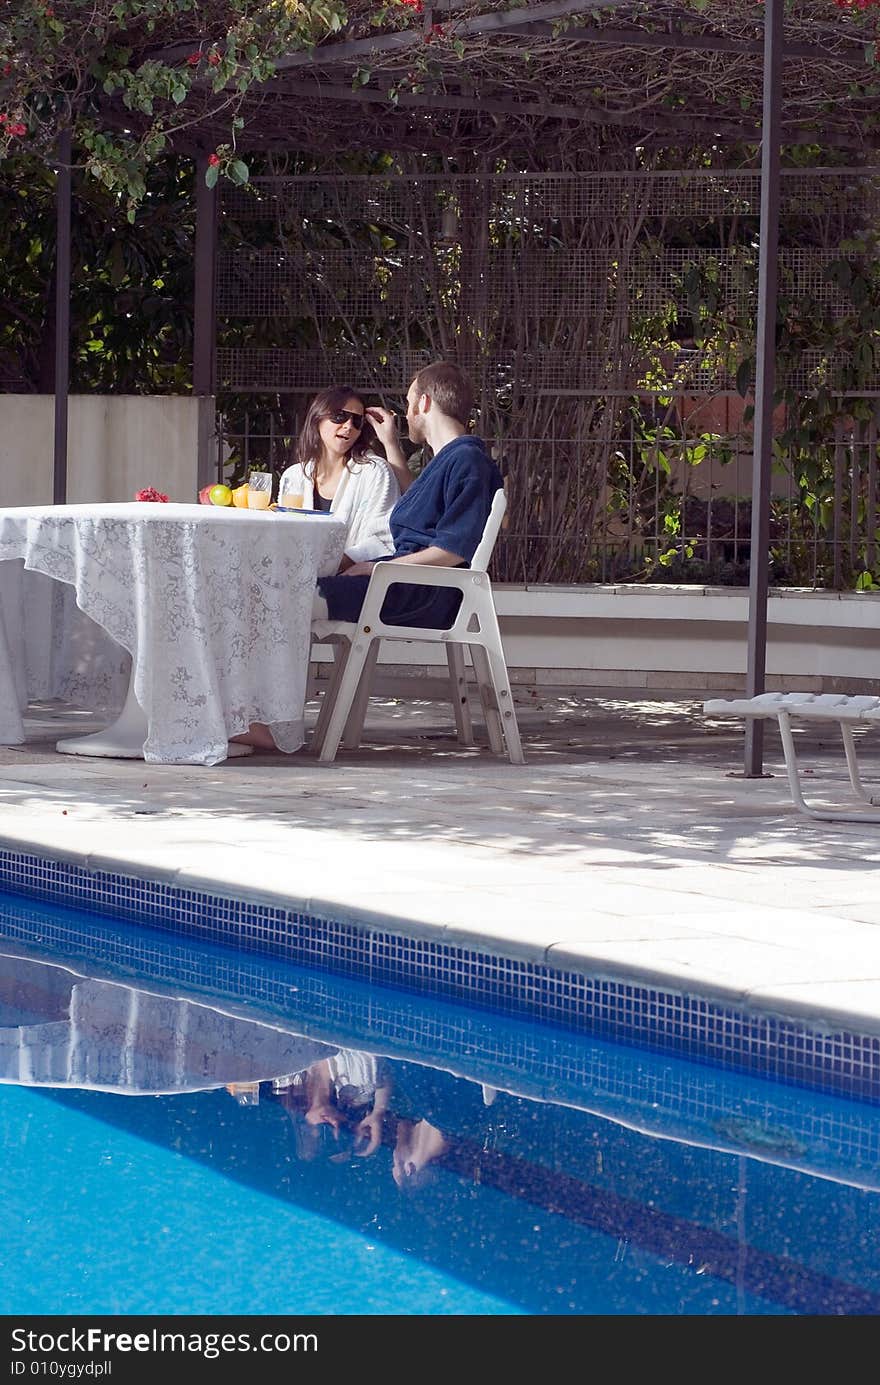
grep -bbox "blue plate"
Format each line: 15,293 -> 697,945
275,506 -> 335,515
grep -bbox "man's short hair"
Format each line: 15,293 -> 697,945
411,361 -> 474,427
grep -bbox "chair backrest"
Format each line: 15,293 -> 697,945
470,488 -> 507,573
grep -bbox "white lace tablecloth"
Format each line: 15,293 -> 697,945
0,503 -> 347,765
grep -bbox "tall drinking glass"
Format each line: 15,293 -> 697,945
247,470 -> 273,510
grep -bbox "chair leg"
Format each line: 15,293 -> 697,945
317,634 -> 375,763
446,642 -> 474,745
305,662 -> 319,705
775,710 -> 880,822
467,589 -> 524,764
310,640 -> 349,757
470,644 -> 505,756
479,637 -> 524,765
342,640 -> 380,749
840,723 -> 880,805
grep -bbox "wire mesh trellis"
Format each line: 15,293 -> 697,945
215,166 -> 880,589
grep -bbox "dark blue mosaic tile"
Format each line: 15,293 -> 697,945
1,844 -> 880,1104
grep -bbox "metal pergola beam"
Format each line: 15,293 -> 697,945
193,149 -> 219,490
149,0 -> 632,68
266,75 -> 764,136
53,127 -> 72,506
502,20 -> 871,67
257,75 -> 880,151
743,0 -> 784,778
269,0 -> 640,73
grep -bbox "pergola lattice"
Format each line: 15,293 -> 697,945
148,0 -> 880,160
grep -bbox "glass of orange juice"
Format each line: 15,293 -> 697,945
284,491 -> 305,509
247,470 -> 273,509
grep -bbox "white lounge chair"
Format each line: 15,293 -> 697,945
703,691 -> 880,823
309,489 -> 524,765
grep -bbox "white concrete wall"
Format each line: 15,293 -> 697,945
493,586 -> 880,692
317,585 -> 880,697
0,395 -> 199,505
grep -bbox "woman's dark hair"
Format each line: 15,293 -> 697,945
294,386 -> 373,480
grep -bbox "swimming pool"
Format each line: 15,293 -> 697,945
1,888 -> 878,1316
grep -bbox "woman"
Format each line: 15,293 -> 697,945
231,386 -> 411,751
277,386 -> 412,569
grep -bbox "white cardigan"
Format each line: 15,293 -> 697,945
277,452 -> 399,563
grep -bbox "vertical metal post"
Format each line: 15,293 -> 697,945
743,0 -> 783,776
53,128 -> 72,505
194,151 -> 218,489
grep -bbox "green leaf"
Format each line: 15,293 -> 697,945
204,163 -> 219,189
229,160 -> 250,185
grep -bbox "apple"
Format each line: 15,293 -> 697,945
209,483 -> 233,506
198,485 -> 214,505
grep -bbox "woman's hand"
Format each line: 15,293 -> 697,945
340,559 -> 377,577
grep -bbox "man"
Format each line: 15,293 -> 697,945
233,362 -> 500,751
314,360 -> 503,629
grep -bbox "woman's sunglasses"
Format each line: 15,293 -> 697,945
327,409 -> 365,430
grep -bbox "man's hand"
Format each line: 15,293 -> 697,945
353,1111 -> 385,1157
365,406 -> 399,449
340,559 -> 377,577
365,406 -> 413,492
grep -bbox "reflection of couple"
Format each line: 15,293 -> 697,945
234,360 -> 504,751
265,1050 -> 502,1191
270,1049 -> 391,1162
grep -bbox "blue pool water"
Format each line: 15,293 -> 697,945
0,889 -> 878,1316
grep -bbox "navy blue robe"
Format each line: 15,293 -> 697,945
318,434 -> 503,628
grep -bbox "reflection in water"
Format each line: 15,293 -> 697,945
0,950 -> 333,1093
1,918 -> 880,1316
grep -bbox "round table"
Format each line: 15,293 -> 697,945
0,502 -> 347,765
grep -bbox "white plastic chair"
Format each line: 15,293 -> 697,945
703,692 -> 880,822
309,489 -> 524,764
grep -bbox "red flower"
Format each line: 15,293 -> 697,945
186,51 -> 202,66
134,487 -> 170,503
207,51 -> 221,66
208,152 -> 221,167
7,122 -> 26,137
396,0 -> 424,10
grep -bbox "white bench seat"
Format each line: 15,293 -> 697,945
703,693 -> 880,823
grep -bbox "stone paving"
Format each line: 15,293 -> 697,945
2,690 -> 880,1035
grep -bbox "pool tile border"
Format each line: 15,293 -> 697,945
2,844 -> 879,1103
